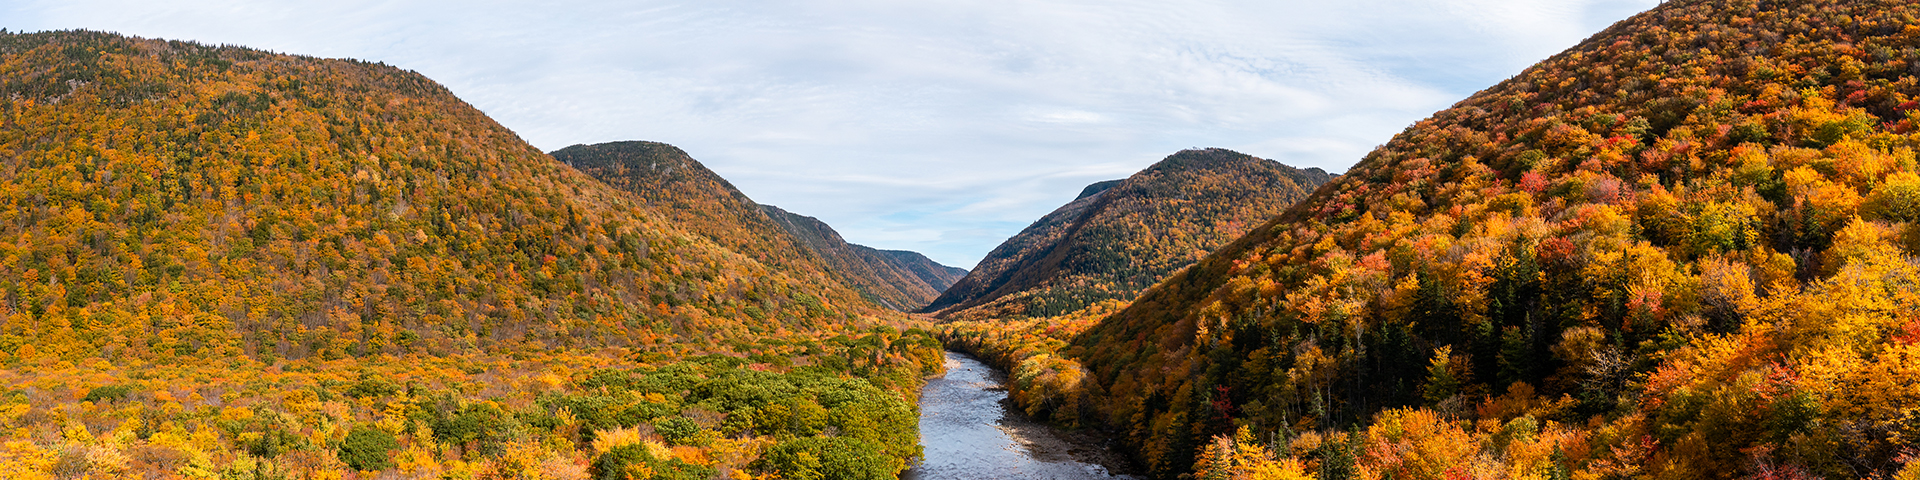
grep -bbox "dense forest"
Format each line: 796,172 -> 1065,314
760,205 -> 966,312
0,30 -> 943,478
553,141 -> 965,312
942,0 -> 1920,478
0,323 -> 943,479
0,32 -> 890,361
549,141 -> 888,313
870,250 -> 967,299
923,148 -> 1331,321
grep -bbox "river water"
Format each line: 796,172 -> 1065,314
905,351 -> 1140,480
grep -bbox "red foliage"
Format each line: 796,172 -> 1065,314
1539,237 -> 1577,264
1520,171 -> 1550,194
1211,385 -> 1237,421
1894,317 -> 1920,345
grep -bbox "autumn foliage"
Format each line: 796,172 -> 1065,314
951,0 -> 1920,477
0,30 -> 947,478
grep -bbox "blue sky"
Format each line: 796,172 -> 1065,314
7,0 -> 1658,268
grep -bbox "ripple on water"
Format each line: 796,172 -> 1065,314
905,351 -> 1140,480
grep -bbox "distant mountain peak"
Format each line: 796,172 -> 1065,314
923,148 -> 1330,320
760,204 -> 967,311
552,141 -> 962,312
1075,179 -> 1123,200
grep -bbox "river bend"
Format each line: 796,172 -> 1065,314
906,351 -> 1139,479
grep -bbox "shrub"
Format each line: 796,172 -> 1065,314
591,444 -> 713,480
81,385 -> 134,403
337,426 -> 398,471
759,436 -> 897,480
653,416 -> 698,445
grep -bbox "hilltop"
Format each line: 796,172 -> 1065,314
923,148 -> 1331,321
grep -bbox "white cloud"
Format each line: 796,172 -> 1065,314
7,0 -> 1659,267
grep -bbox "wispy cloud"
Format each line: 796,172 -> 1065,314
7,0 -> 1658,268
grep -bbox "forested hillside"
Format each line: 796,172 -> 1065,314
761,204 -> 967,311
924,148 -> 1331,321
549,141 -> 885,314
872,249 -> 967,295
0,30 -> 934,479
0,33 -> 883,362
555,141 -> 963,312
963,0 -> 1920,477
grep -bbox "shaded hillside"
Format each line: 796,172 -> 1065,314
761,204 -> 967,310
923,148 -> 1331,320
872,248 -> 967,292
549,141 -> 879,310
0,31 -> 872,364
1029,0 -> 1920,477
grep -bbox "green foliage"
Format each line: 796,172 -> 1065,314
424,400 -> 516,455
652,416 -> 698,445
589,444 -> 653,480
591,444 -> 713,480
337,425 -> 397,471
343,374 -> 400,398
80,385 -> 133,403
760,436 -> 899,480
1315,432 -> 1356,480
244,424 -> 307,459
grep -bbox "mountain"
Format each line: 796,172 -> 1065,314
761,204 -> 967,310
549,141 -> 963,311
922,148 -> 1332,320
871,248 -> 967,293
0,31 -> 877,364
0,30 -> 949,480
548,141 -> 887,312
1036,0 -> 1920,477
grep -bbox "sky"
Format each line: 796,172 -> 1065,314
7,0 -> 1659,269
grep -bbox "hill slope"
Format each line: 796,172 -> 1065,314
0,31 -> 870,364
761,204 -> 967,310
553,141 -> 963,311
872,248 -> 968,293
1049,0 -> 1920,477
548,141 -> 884,310
923,148 -> 1331,320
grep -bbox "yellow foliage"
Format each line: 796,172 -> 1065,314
1895,460 -> 1920,480
591,426 -> 654,455
0,440 -> 56,480
1358,409 -> 1480,480
671,445 -> 711,466
483,440 -> 586,480
1194,426 -> 1316,480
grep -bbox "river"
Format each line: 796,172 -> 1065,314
905,351 -> 1141,480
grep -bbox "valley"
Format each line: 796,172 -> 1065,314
8,0 -> 1920,477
